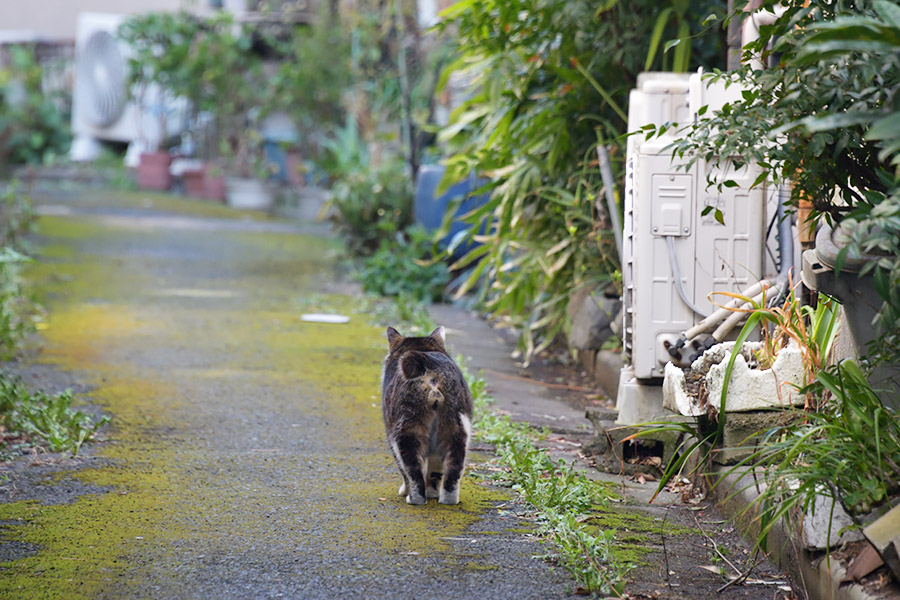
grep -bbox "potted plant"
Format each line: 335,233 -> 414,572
119,12 -> 201,191
268,11 -> 350,178
184,12 -> 279,210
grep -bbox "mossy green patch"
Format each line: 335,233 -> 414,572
336,467 -> 511,555
4,195 -> 522,598
52,189 -> 272,221
581,505 -> 696,566
463,561 -> 500,572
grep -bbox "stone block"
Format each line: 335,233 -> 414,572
616,367 -> 668,424
663,340 -> 805,417
569,291 -> 620,351
594,349 -> 624,400
800,494 -> 864,550
864,503 -> 900,581
712,411 -> 781,465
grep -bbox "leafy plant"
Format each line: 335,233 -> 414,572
0,45 -> 70,168
460,361 -> 629,596
665,0 -> 898,222
0,182 -> 39,359
118,11 -> 202,151
178,12 -> 279,177
0,180 -> 36,249
0,374 -> 109,456
435,0 -> 722,363
713,286 -> 840,409
327,157 -> 414,256
0,248 -> 36,360
269,11 -> 351,153
359,225 -> 450,303
732,359 -> 900,548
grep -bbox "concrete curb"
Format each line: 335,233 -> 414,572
710,468 -> 899,600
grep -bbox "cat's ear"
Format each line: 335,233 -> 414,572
386,326 -> 404,350
429,326 -> 446,345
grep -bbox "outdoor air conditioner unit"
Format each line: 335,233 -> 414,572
617,71 -> 770,424
70,12 -> 185,163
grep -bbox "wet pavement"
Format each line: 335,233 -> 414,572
0,191 -> 572,599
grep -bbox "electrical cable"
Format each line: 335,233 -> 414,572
665,235 -> 709,318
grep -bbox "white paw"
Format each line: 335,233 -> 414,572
406,493 -> 426,505
398,482 -> 408,496
438,489 -> 459,505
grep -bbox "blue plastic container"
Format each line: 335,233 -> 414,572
414,165 -> 489,260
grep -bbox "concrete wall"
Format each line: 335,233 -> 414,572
0,1 -> 210,41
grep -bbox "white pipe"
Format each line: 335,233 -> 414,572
684,279 -> 768,340
742,5 -> 788,71
597,145 -> 623,262
712,290 -> 767,341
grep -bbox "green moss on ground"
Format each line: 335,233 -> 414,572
1,202 -> 518,598
581,505 -> 696,566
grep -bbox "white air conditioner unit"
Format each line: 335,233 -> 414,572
70,12 -> 186,163
617,71 -> 769,424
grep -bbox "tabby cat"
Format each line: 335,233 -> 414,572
381,326 -> 473,505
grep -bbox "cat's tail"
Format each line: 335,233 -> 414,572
399,351 -> 446,380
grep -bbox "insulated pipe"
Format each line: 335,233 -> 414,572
597,145 -> 623,262
666,235 -> 709,318
711,289 -> 767,341
683,279 -> 768,340
742,5 -> 788,71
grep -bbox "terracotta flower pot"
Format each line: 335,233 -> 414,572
182,168 -> 207,198
203,173 -> 227,202
136,152 -> 173,191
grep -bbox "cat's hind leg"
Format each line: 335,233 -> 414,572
392,434 -> 427,505
397,469 -> 409,497
389,444 -> 410,496
439,413 -> 471,505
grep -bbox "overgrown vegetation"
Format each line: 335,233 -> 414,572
327,156 -> 414,256
737,359 -> 900,547
0,45 -> 70,169
359,225 -> 449,302
0,181 -> 38,358
434,0 -> 723,361
460,361 -> 630,596
0,377 -> 108,458
637,286 -> 897,554
0,184 -> 107,457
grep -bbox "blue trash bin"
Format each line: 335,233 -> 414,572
414,165 -> 489,260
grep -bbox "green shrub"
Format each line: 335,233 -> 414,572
0,182 -> 39,359
0,374 -> 108,457
359,226 -> 450,303
435,0 -> 722,362
0,45 -> 70,168
327,158 -> 414,256
0,248 -> 35,360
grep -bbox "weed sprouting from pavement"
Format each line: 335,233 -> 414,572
0,374 -> 109,457
459,359 -> 630,596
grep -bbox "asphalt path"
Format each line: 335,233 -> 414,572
1,191 -> 571,599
